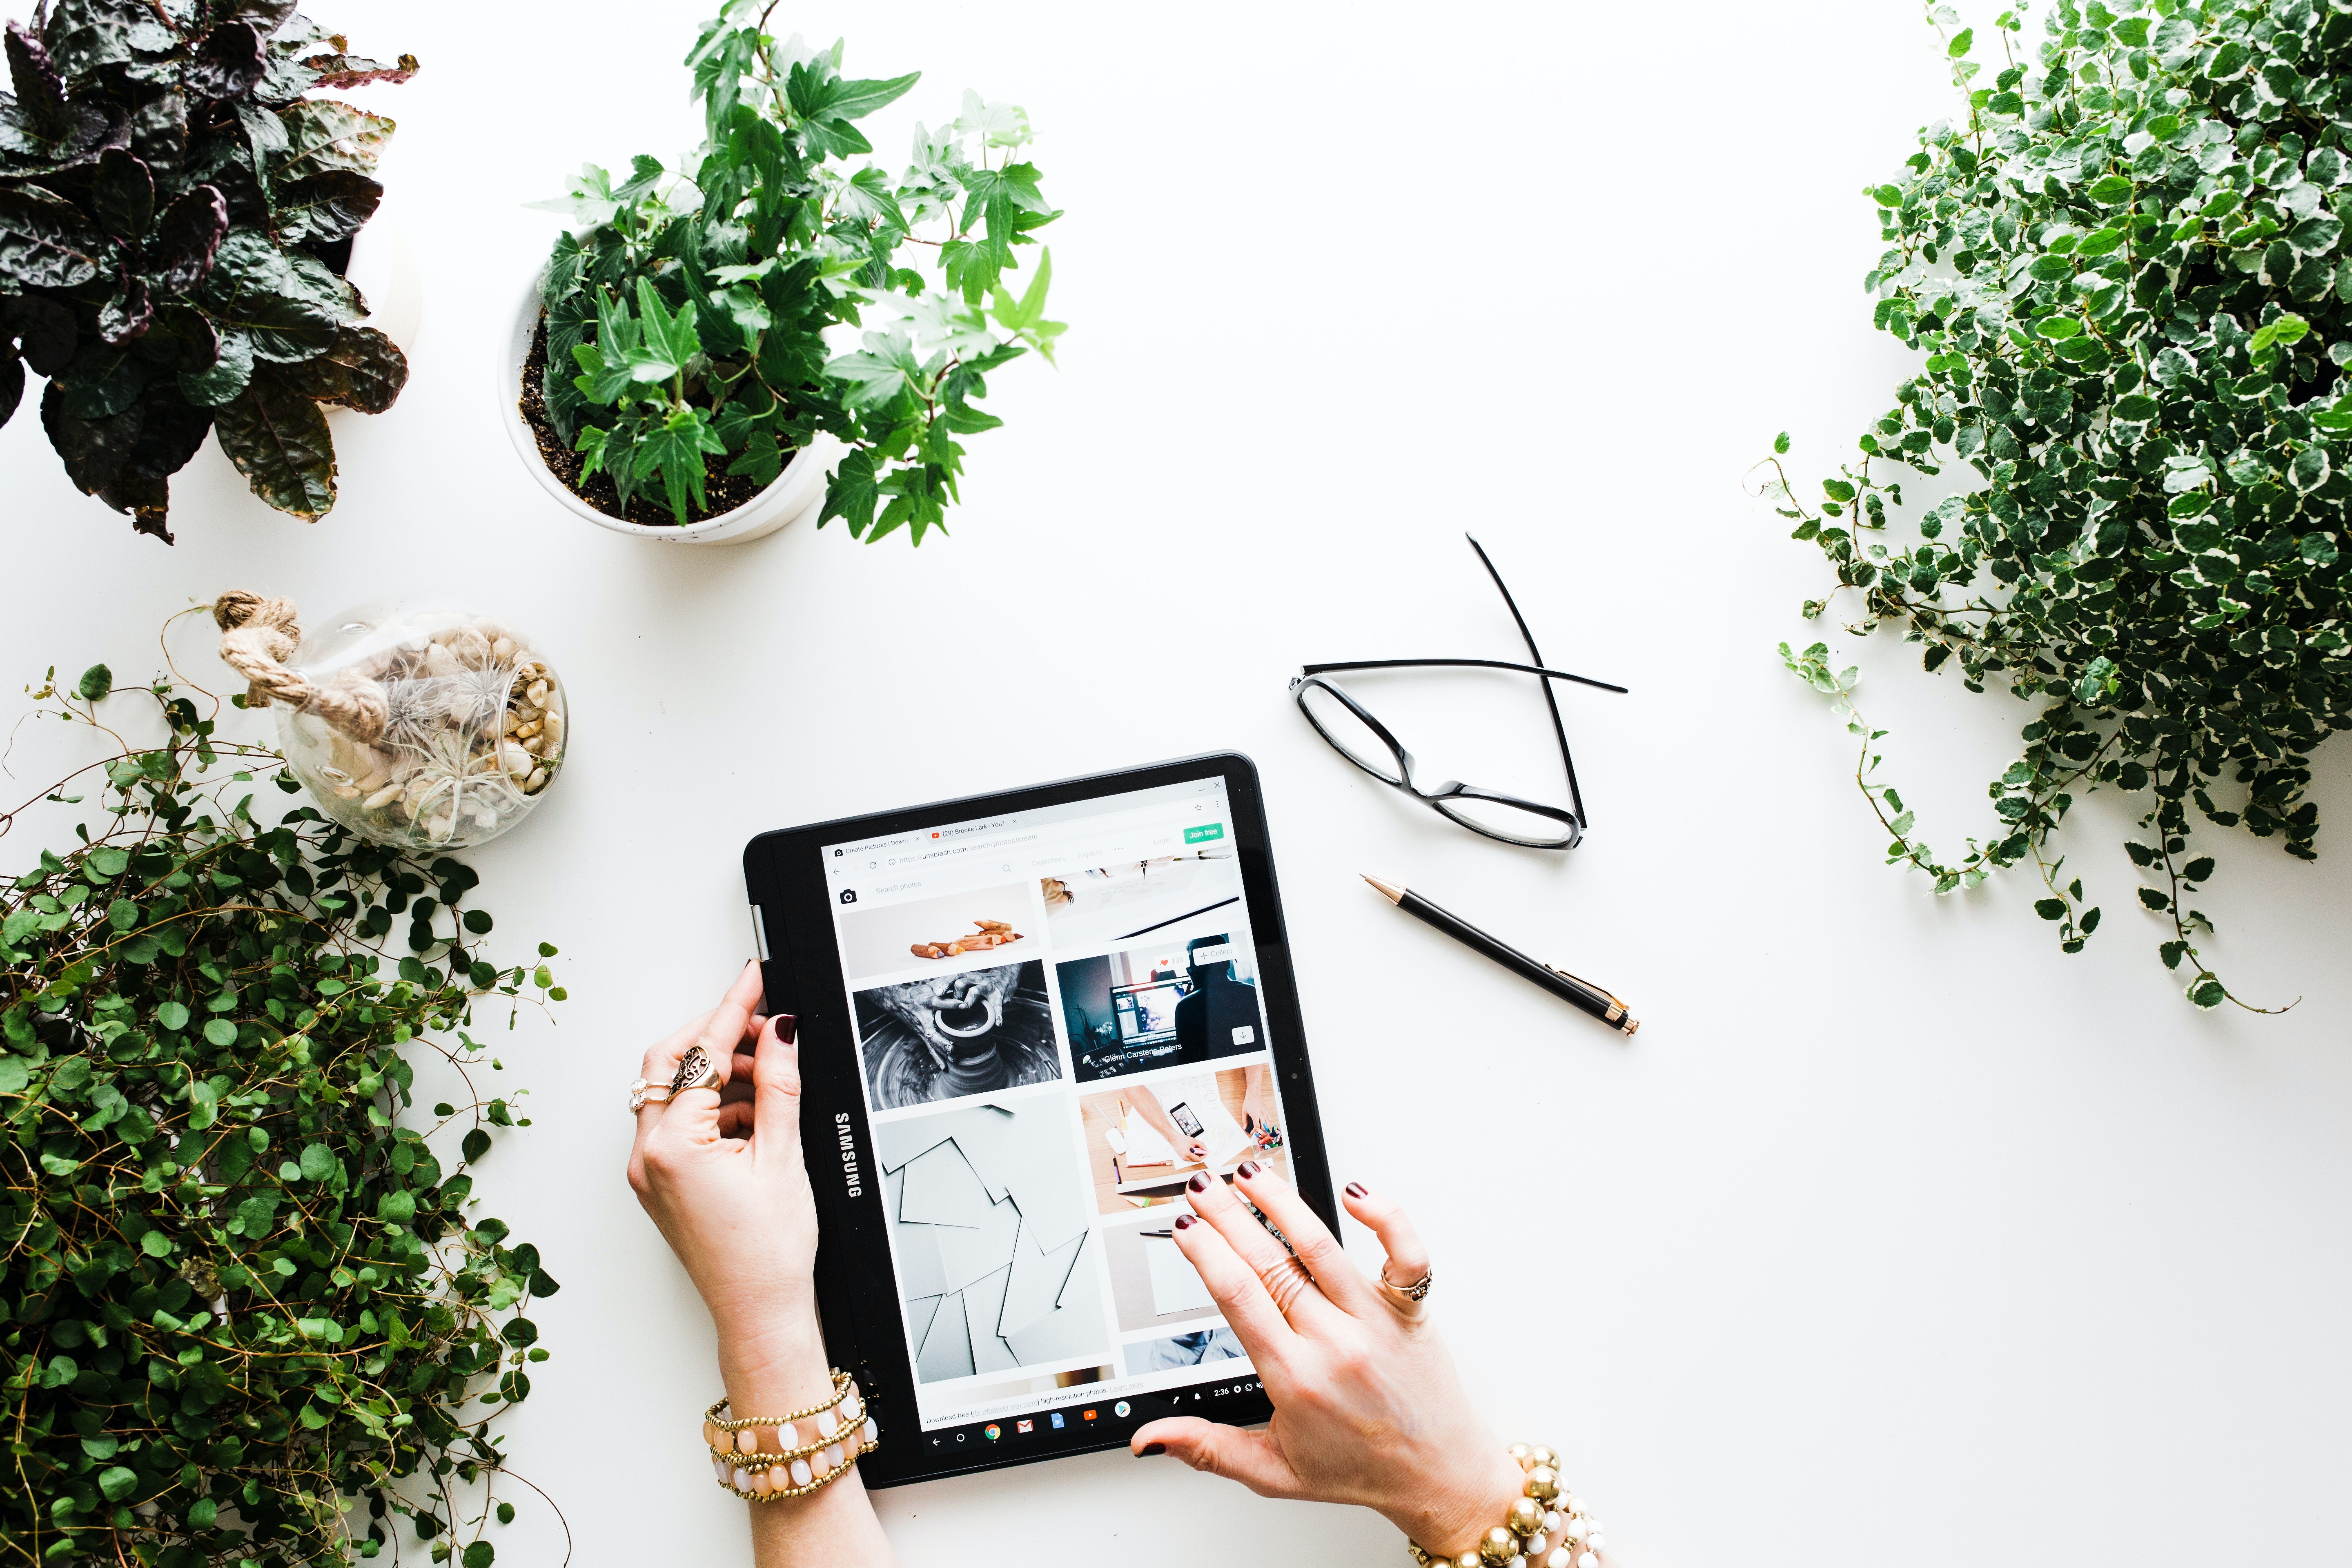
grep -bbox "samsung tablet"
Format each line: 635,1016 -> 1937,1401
742,753 -> 1334,1486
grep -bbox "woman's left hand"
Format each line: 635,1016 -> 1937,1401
625,961 -> 829,1396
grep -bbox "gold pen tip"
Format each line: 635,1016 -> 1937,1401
1361,874 -> 1405,904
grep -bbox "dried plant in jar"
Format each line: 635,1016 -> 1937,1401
214,591 -> 567,849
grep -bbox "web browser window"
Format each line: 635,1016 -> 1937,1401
821,779 -> 1293,1433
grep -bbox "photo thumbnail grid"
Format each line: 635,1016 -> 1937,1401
821,780 -> 1294,1426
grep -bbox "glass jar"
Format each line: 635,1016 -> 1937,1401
275,597 -> 566,851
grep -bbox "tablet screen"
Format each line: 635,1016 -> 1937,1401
817,775 -> 1292,1443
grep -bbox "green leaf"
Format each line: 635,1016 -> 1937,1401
463,1541 -> 497,1568
97,1466 -> 138,1502
2034,898 -> 2068,920
987,247 -> 1064,362
633,404 -> 727,523
630,277 -> 702,380
828,70 -> 921,122
2087,174 -> 2134,205
726,431 -> 785,486
2249,313 -> 2311,363
827,343 -> 919,410
1947,27 -> 1973,56
203,1018 -> 237,1047
76,664 -> 112,701
820,448 -> 880,536
298,1143 -> 336,1182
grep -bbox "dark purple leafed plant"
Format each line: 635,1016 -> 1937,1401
1,0 -> 416,540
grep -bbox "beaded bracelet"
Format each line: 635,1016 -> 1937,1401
1404,1443 -> 1607,1568
700,1369 -> 882,1502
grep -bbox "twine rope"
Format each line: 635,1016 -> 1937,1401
213,589 -> 388,744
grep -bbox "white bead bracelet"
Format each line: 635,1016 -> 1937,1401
699,1370 -> 880,1502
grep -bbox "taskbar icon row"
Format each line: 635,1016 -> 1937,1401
926,1380 -> 1267,1454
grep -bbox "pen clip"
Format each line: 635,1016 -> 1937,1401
1544,962 -> 1626,1023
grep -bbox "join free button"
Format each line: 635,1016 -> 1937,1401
1183,822 -> 1225,845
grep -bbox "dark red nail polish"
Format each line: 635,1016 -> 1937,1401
1174,1214 -> 1194,1230
1237,1159 -> 1260,1179
1345,1181 -> 1367,1198
1139,1442 -> 1166,1457
1187,1172 -> 1210,1193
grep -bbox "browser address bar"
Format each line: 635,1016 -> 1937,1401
913,804 -> 1220,870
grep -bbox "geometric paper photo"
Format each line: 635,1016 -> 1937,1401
876,1098 -> 1108,1383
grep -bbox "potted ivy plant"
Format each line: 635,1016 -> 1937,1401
0,2 -> 418,543
506,4 -> 1065,546
1762,1 -> 2352,1010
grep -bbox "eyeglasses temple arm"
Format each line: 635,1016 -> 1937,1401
1296,657 -> 1628,695
1463,532 -> 1584,827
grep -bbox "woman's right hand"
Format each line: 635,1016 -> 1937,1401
1130,1165 -> 1528,1558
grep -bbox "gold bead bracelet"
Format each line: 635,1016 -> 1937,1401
1405,1443 -> 1608,1568
701,1369 -> 881,1503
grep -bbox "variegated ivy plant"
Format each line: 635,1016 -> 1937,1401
1763,0 -> 2352,1009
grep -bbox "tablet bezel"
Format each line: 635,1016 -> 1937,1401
741,752 -> 1335,1487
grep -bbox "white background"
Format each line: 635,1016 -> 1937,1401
4,2 -> 2348,1563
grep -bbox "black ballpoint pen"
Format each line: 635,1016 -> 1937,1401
1363,875 -> 1639,1035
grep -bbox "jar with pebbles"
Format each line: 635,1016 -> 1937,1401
273,599 -> 567,851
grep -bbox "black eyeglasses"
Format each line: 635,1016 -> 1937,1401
1287,534 -> 1626,849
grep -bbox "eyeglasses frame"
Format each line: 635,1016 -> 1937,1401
1286,535 -> 1626,850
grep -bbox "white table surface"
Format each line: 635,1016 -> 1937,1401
5,2 -> 2348,1562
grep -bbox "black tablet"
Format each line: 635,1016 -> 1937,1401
741,753 -> 1335,1486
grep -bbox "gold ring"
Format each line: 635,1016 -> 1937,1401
670,1044 -> 723,1096
1379,1264 -> 1434,1303
1258,1254 -> 1316,1315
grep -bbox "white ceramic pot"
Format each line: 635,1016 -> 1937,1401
345,208 -> 421,355
498,267 -> 844,545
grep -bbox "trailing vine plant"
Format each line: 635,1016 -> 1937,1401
1762,0 -> 2352,1009
0,627 -> 566,1566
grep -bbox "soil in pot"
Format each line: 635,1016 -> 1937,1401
518,316 -> 788,527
